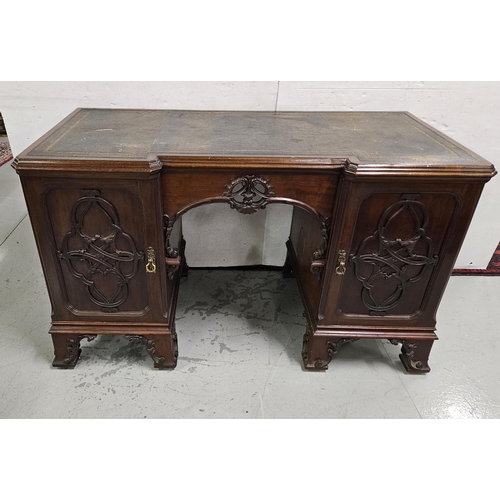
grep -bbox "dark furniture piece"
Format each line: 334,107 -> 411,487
13,109 -> 496,372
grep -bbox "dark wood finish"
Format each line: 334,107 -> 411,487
51,333 -> 97,368
395,339 -> 434,373
13,109 -> 496,372
161,167 -> 340,218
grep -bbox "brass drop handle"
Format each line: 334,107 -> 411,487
146,247 -> 157,273
335,250 -> 347,275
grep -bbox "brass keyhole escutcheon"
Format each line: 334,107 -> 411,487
335,250 -> 346,275
146,247 -> 156,273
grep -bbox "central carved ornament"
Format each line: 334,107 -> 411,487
222,175 -> 275,214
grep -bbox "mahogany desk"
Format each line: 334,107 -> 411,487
13,109 -> 496,372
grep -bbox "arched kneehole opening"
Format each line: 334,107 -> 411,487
165,188 -> 330,366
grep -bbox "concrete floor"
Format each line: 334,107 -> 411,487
1,159 -> 500,419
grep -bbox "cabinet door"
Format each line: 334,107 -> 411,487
22,175 -> 167,322
320,180 -> 484,327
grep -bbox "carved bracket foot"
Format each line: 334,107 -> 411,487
302,327 -> 358,370
390,339 -> 433,373
125,332 -> 178,369
51,333 -> 97,369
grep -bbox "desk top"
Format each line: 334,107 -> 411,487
19,108 -> 493,169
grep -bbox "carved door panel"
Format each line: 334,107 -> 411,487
27,176 -> 168,322
47,187 -> 148,314
321,182 -> 473,326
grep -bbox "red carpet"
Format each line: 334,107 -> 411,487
453,242 -> 500,275
0,141 -> 13,167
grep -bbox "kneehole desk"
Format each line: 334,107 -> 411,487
13,109 -> 496,372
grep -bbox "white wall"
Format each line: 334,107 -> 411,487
1,81 -> 498,268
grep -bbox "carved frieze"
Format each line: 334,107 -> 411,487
164,174 -> 331,281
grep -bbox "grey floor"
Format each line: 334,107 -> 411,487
1,158 -> 500,419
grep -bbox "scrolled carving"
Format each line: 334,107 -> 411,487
222,175 -> 275,214
171,325 -> 179,359
57,190 -> 144,312
313,338 -> 358,369
301,324 -> 314,361
148,157 -> 163,171
310,217 -> 330,282
63,335 -> 96,365
390,339 -> 425,371
350,196 -> 439,315
125,335 -> 167,366
310,261 -> 325,282
166,247 -> 180,280
164,215 -> 181,280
